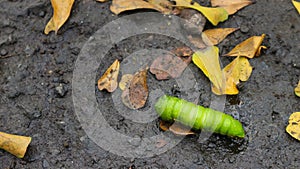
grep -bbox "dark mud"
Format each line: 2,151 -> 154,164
0,0 -> 300,168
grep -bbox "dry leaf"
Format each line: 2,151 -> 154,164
150,47 -> 192,80
119,74 -> 133,90
169,122 -> 195,135
0,131 -> 32,158
44,0 -> 75,34
295,80 -> 300,97
122,67 -> 149,109
159,120 -> 171,131
174,0 -> 228,26
224,34 -> 266,58
98,59 -> 120,92
110,0 -> 172,15
159,121 -> 195,135
211,0 -> 254,15
202,28 -> 238,45
286,112 -> 300,141
97,0 -> 109,2
292,0 -> 300,14
192,46 -> 225,94
212,56 -> 252,95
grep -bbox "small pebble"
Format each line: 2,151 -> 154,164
39,11 -> 45,17
240,25 -> 249,33
0,49 -> 8,56
42,159 -> 50,168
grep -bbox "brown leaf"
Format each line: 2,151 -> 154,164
202,28 -> 238,45
224,34 -> 266,58
98,60 -> 120,92
150,47 -> 192,80
44,0 -> 75,34
169,122 -> 195,135
122,67 -> 149,109
110,0 -> 172,15
119,74 -> 133,91
211,0 -> 254,15
0,131 -> 32,158
159,120 -> 171,131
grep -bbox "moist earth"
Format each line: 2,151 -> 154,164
0,0 -> 300,168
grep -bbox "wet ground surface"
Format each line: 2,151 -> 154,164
0,0 -> 300,168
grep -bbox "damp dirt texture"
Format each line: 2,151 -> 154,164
0,0 -> 300,168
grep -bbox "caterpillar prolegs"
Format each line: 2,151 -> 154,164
155,95 -> 245,138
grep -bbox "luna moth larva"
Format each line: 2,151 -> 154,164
155,95 -> 245,138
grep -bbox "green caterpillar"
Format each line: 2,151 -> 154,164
155,95 -> 245,138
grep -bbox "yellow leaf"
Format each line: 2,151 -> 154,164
224,34 -> 266,58
295,80 -> 300,97
110,0 -> 172,15
286,112 -> 300,141
211,0 -> 254,15
97,0 -> 109,2
44,0 -> 75,34
212,56 -> 252,95
202,28 -> 238,45
192,46 -> 225,94
292,0 -> 300,14
174,0 -> 228,26
0,131 -> 32,158
98,60 -> 120,92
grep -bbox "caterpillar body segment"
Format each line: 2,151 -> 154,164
155,95 -> 245,138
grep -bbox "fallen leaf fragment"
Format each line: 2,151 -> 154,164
292,0 -> 300,14
98,59 -> 120,92
202,28 -> 238,45
192,46 -> 225,94
44,0 -> 75,34
169,122 -> 195,135
97,0 -> 109,2
159,121 -> 195,135
295,80 -> 300,97
110,0 -> 172,15
122,67 -> 149,109
286,112 -> 300,141
211,0 -> 254,15
0,131 -> 32,158
119,74 -> 133,90
212,56 -> 252,95
224,34 -> 266,58
174,0 -> 228,26
150,47 -> 192,80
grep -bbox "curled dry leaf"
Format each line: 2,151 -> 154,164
122,67 -> 149,109
150,47 -> 193,80
295,80 -> 300,97
292,0 -> 300,14
286,112 -> 300,141
202,28 -> 238,45
224,34 -> 266,58
110,0 -> 172,15
212,56 -> 252,95
0,131 -> 32,158
211,0 -> 254,15
98,59 -> 120,92
192,46 -> 225,94
174,0 -> 228,26
119,74 -> 133,90
44,0 -> 75,34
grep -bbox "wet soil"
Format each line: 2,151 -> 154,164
0,0 -> 300,168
